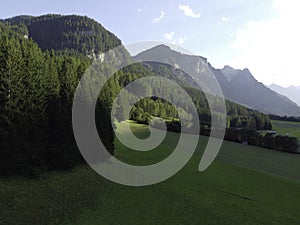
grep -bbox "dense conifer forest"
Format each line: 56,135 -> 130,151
0,19 -> 118,176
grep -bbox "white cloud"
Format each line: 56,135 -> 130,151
227,0 -> 300,87
163,33 -> 187,45
152,11 -> 165,23
137,8 -> 142,13
221,17 -> 228,22
179,5 -> 201,18
178,37 -> 187,44
164,32 -> 175,41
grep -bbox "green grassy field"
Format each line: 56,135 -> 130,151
2,122 -> 300,225
271,120 -> 300,139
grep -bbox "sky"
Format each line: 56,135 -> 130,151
1,0 -> 300,87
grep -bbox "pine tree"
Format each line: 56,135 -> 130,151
0,35 -> 11,137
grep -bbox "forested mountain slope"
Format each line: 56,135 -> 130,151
2,14 -> 121,55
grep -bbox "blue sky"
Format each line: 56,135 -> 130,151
1,0 -> 300,87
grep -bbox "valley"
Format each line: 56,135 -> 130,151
0,13 -> 300,225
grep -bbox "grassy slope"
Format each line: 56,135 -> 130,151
2,122 -> 300,225
271,120 -> 300,139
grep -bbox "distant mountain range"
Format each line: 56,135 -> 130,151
269,84 -> 300,107
215,66 -> 300,116
135,45 -> 300,117
2,14 -> 299,117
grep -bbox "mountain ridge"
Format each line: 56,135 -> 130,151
269,84 -> 300,107
2,14 -> 298,117
135,44 -> 300,116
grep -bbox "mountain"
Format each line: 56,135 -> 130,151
269,84 -> 300,107
2,14 -> 122,55
3,14 -> 297,117
106,60 -> 272,131
135,45 -> 300,117
216,66 -> 300,116
133,45 -> 219,95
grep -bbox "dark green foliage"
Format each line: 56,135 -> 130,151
0,22 -> 117,176
224,128 -> 299,153
95,101 -> 115,156
270,114 -> 300,123
4,14 -> 122,55
0,22 -> 28,40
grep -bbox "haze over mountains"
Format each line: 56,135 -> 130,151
135,45 -> 300,117
215,66 -> 300,116
269,84 -> 300,107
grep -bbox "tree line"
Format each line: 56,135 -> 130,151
0,25 -> 115,177
225,128 -> 299,153
269,114 -> 300,123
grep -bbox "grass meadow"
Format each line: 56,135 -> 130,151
1,121 -> 300,225
271,120 -> 300,139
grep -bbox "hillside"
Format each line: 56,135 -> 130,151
218,66 -> 300,116
135,45 -> 300,117
2,15 -> 296,176
2,15 -> 289,119
2,123 -> 300,225
103,61 -> 272,131
270,84 -> 300,107
2,14 -> 122,55
1,13 -> 300,225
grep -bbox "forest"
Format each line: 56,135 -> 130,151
0,21 -> 116,176
0,15 -> 298,177
2,14 -> 121,54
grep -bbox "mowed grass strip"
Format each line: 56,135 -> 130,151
271,120 -> 300,139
